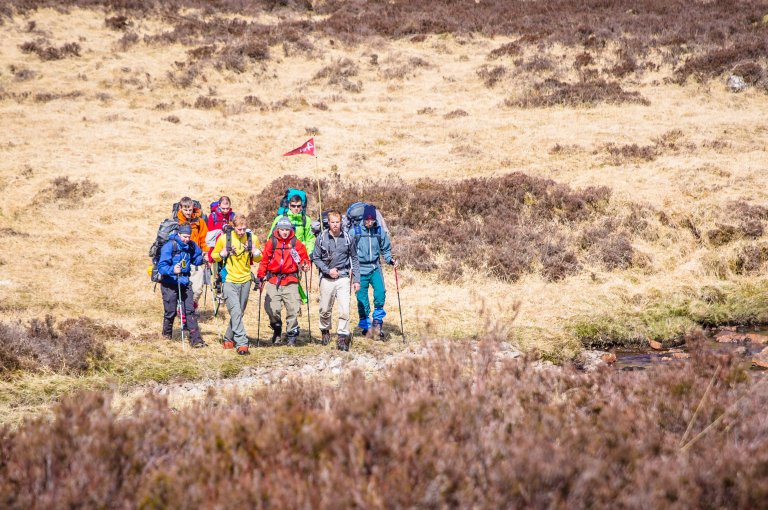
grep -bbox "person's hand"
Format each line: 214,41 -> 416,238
252,247 -> 262,258
173,263 -> 181,274
301,262 -> 310,272
353,282 -> 360,292
391,258 -> 398,268
219,248 -> 228,257
329,268 -> 339,279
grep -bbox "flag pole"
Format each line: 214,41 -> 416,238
315,153 -> 324,235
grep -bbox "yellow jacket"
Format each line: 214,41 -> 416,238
211,231 -> 262,284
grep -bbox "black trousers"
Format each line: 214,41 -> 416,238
161,280 -> 202,344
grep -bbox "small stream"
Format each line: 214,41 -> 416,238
614,327 -> 768,371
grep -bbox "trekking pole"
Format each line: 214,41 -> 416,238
304,270 -> 312,343
394,264 -> 405,343
257,281 -> 264,348
177,277 -> 186,349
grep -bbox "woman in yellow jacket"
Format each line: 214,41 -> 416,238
211,216 -> 262,355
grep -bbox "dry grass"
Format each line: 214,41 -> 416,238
0,4 -> 767,423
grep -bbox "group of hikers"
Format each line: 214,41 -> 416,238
150,191 -> 398,355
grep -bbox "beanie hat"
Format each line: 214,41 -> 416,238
363,204 -> 377,221
275,217 -> 294,231
178,223 -> 192,235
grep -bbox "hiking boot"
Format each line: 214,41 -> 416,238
222,340 -> 234,349
337,334 -> 350,352
191,340 -> 208,349
287,328 -> 299,347
237,346 -> 250,356
372,321 -> 384,341
270,324 -> 282,344
320,329 -> 331,346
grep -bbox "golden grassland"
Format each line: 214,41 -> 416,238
1,7 -> 768,423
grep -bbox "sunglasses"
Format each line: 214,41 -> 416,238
289,203 -> 303,209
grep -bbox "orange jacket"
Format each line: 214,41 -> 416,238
176,208 -> 209,252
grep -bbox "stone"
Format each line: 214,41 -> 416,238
752,347 -> 768,368
648,339 -> 664,350
715,331 -> 747,343
671,352 -> 690,360
745,333 -> 768,344
601,352 -> 617,364
727,74 -> 748,93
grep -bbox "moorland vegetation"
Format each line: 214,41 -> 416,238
1,2 -> 768,497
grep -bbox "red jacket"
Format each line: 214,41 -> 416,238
207,208 -> 235,231
256,231 -> 309,286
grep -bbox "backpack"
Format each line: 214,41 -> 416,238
172,199 -> 208,223
148,218 -> 180,282
317,229 -> 355,260
344,202 -> 389,237
223,228 -> 254,266
310,211 -> 330,236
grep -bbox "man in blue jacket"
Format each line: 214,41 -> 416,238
157,223 -> 207,348
352,204 -> 397,340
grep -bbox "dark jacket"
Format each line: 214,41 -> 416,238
311,230 -> 360,284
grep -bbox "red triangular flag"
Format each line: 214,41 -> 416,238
283,138 -> 315,157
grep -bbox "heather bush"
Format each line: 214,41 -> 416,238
0,316 -> 109,377
246,173 -> 628,281
19,39 -> 81,61
1,339 -> 766,508
507,78 -> 649,108
37,176 -> 99,203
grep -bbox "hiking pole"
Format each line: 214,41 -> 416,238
394,264 -> 405,343
304,270 -> 312,343
257,280 -> 264,348
177,277 -> 186,349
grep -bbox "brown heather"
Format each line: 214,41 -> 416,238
246,173 -> 637,281
1,340 -> 767,508
0,316 -> 111,376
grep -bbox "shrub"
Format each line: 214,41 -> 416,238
443,109 -> 468,119
0,316 -> 109,377
0,341 -> 765,508
194,95 -> 223,109
105,15 -> 131,31
476,64 -> 506,87
245,173 -> 620,281
488,41 -> 521,59
506,78 -> 649,108
38,176 -> 99,203
19,39 -> 81,61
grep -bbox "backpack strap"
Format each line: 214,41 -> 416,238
266,235 -> 299,283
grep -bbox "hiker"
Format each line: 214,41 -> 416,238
207,195 -> 236,232
156,223 -> 207,348
311,210 -> 360,351
211,216 -> 262,356
176,196 -> 209,308
257,217 -> 310,347
353,204 -> 397,340
269,192 -> 316,255
204,196 -> 236,294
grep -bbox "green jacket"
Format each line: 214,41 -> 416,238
269,212 -> 316,254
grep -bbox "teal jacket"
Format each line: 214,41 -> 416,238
353,223 -> 392,276
269,212 -> 316,254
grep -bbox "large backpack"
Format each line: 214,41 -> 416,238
344,202 -> 389,237
148,218 -> 180,282
265,234 -> 299,284
171,199 -> 208,223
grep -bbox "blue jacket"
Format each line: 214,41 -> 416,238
157,234 -> 203,286
353,223 -> 392,276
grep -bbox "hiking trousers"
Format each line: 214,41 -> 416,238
356,267 -> 386,324
264,282 -> 301,333
318,276 -> 351,335
190,264 -> 206,304
223,281 -> 251,349
161,280 -> 203,345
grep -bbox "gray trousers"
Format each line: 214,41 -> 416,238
264,282 -> 301,333
223,281 -> 251,348
318,276 -> 351,335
